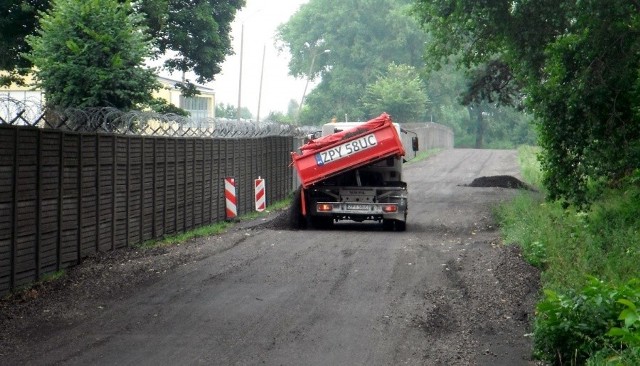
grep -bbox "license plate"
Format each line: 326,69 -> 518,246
346,204 -> 370,211
315,133 -> 378,166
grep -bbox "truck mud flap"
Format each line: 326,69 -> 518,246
289,186 -> 306,230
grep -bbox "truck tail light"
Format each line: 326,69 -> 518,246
382,204 -> 397,213
317,203 -> 333,212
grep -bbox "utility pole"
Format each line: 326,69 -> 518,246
236,24 -> 244,122
256,44 -> 266,122
296,48 -> 330,125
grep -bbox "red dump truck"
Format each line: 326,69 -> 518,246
290,113 -> 413,231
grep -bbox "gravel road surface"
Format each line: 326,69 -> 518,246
0,149 -> 541,366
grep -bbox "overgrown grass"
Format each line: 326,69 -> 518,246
137,197 -> 292,249
516,145 -> 543,188
2,270 -> 67,300
406,148 -> 441,164
40,269 -> 66,283
498,149 -> 640,290
137,221 -> 233,249
4,198 -> 292,298
496,146 -> 640,364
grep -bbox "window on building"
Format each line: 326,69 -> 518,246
180,96 -> 210,119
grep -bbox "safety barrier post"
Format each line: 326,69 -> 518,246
255,177 -> 266,212
224,177 -> 237,220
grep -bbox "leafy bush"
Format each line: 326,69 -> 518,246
498,145 -> 640,365
534,278 -> 640,365
588,293 -> 640,366
497,150 -> 640,289
25,0 -> 159,110
587,347 -> 640,366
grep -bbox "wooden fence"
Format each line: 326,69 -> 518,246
0,125 -> 293,295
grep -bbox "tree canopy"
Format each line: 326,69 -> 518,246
0,0 -> 49,86
215,103 -> 252,120
276,0 -> 427,124
0,0 -> 244,88
362,63 -> 429,123
276,0 -> 534,149
25,0 -> 159,110
413,0 -> 640,205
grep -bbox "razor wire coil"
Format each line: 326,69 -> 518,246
0,96 -> 307,138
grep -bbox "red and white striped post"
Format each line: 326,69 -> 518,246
224,177 -> 237,220
254,177 -> 266,212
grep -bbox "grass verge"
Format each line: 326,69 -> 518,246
496,146 -> 640,365
2,270 -> 67,301
137,197 -> 292,249
406,148 -> 441,164
4,198 -> 292,299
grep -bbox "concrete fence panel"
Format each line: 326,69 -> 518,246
0,125 -> 294,295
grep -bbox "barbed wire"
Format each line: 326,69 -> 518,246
0,96 -> 452,138
0,94 -> 46,125
0,97 -> 307,138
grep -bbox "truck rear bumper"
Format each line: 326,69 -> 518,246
308,186 -> 408,222
314,201 -> 407,222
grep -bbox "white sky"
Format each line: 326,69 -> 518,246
210,0 -> 310,119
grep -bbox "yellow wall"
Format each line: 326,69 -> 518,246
0,73 -> 45,123
1,73 -> 215,118
155,78 -> 216,119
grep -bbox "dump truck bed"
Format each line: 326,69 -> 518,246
291,113 -> 405,188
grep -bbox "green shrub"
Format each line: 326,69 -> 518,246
587,346 -> 640,366
587,292 -> 640,366
534,278 -> 640,365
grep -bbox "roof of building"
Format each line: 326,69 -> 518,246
156,75 -> 215,94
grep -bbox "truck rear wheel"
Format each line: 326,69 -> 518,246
383,219 -> 406,232
308,216 -> 333,230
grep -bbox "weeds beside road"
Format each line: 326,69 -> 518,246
497,146 -> 640,365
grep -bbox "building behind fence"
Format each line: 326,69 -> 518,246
0,108 -> 452,295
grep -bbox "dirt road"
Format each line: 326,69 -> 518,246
0,149 -> 540,365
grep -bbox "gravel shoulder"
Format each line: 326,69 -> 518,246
0,149 -> 542,365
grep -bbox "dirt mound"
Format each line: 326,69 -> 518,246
257,209 -> 293,230
466,175 -> 535,190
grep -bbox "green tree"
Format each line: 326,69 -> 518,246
286,99 -> 298,121
147,98 -> 190,116
420,53 -> 531,148
25,0 -> 159,110
265,99 -> 297,124
362,63 -> 429,123
277,0 -> 427,124
460,60 -> 523,148
0,0 -> 48,86
239,106 -> 253,120
1,0 -> 244,89
215,103 -> 252,120
413,0 -> 640,205
266,111 -> 289,124
145,0 -> 245,86
215,103 -> 236,119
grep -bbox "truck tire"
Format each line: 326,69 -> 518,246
289,186 -> 306,230
383,219 -> 406,232
309,216 -> 333,230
